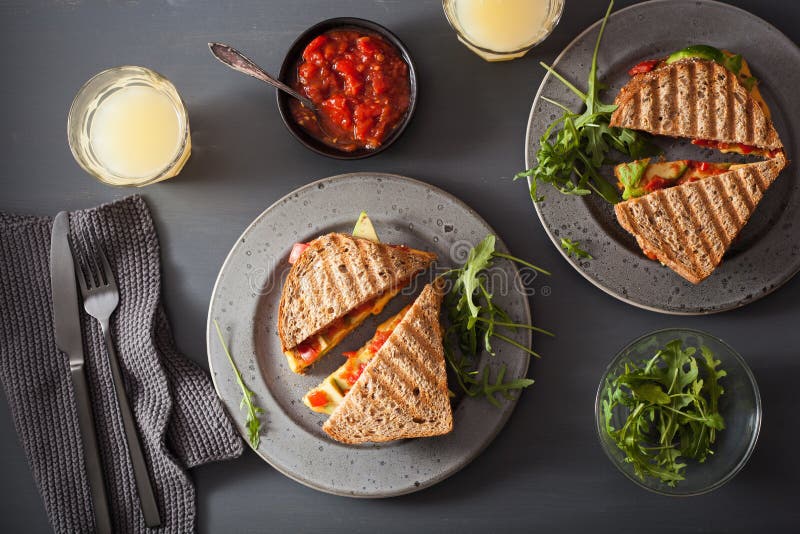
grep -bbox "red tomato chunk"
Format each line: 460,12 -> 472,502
296,339 -> 321,362
368,330 -> 392,354
290,29 -> 411,152
307,390 -> 329,408
288,242 -> 309,264
628,59 -> 660,77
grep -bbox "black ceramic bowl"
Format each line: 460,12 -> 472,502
277,17 -> 418,159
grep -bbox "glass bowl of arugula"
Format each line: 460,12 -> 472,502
595,329 -> 761,496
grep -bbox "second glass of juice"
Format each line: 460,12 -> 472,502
68,66 -> 191,186
443,0 -> 565,61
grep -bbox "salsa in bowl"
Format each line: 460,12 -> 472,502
278,18 -> 417,159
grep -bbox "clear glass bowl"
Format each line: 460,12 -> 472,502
594,328 -> 761,496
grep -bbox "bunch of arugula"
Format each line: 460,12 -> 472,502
440,235 -> 553,407
601,339 -> 727,485
214,319 -> 265,449
514,0 -> 659,204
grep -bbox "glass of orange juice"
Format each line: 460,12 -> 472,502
67,66 -> 191,186
443,0 -> 565,62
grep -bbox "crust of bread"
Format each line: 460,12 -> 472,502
322,282 -> 453,444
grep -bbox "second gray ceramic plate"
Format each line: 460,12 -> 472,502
525,0 -> 800,314
207,173 -> 533,497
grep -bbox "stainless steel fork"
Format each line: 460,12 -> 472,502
74,229 -> 162,528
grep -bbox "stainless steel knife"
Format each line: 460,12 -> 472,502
50,211 -> 113,534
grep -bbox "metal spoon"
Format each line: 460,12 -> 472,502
208,42 -> 317,111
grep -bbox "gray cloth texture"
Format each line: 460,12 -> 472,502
0,195 -> 243,533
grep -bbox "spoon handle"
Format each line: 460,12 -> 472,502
208,42 -> 315,109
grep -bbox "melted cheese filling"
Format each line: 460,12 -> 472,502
303,305 -> 410,414
285,289 -> 399,373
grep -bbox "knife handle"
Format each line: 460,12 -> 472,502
71,365 -> 113,534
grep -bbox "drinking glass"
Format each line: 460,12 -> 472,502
442,0 -> 565,61
67,66 -> 191,186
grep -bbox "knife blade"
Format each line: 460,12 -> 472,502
51,211 -> 113,534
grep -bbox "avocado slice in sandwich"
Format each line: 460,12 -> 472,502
614,159 -> 740,200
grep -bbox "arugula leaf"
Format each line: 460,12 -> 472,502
560,238 -> 593,260
601,339 -> 726,485
214,319 -> 265,449
455,235 -> 496,326
442,236 -> 553,405
514,0 -> 660,205
617,158 -> 650,200
631,383 -> 671,405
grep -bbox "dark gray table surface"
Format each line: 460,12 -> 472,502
1,0 -> 798,532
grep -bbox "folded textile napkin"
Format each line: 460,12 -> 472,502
0,195 -> 243,533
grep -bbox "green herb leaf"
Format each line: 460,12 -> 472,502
214,319 -> 265,449
560,238 -> 593,260
514,0 -> 660,205
631,383 -> 671,405
442,236 -> 553,405
601,339 -> 726,485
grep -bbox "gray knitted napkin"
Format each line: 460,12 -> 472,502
0,195 -> 243,533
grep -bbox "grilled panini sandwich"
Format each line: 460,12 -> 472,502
278,232 -> 435,373
611,58 -> 782,156
609,48 -> 787,283
614,154 -> 786,284
320,282 -> 453,444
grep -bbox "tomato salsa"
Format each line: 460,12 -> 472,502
290,29 -> 411,152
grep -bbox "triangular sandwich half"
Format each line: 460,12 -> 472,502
321,282 -> 453,444
278,233 -> 435,373
302,303 -> 411,414
614,154 -> 786,283
610,58 -> 782,156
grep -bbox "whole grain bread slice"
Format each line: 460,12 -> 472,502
610,58 -> 782,150
323,281 -> 453,444
278,233 -> 436,352
614,154 -> 786,283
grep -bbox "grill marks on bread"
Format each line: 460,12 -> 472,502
614,155 -> 786,283
611,59 -> 782,150
322,283 -> 453,444
278,233 -> 435,352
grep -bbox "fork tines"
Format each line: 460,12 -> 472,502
72,225 -> 115,293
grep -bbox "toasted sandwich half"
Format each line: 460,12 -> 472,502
312,282 -> 453,444
303,303 -> 411,415
614,154 -> 786,283
278,232 -> 435,373
610,58 -> 782,156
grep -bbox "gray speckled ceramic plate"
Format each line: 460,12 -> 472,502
525,0 -> 800,314
206,173 -> 532,497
